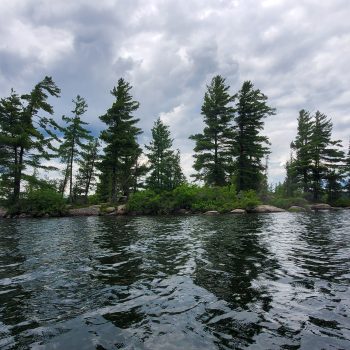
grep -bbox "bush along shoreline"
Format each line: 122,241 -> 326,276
1,185 -> 349,219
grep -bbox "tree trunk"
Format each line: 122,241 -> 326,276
13,146 -> 24,204
214,130 -> 218,186
69,136 -> 76,203
111,166 -> 117,203
84,157 -> 96,201
302,168 -> 308,193
61,162 -> 70,197
238,126 -> 244,192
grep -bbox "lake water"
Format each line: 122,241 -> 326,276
0,212 -> 349,349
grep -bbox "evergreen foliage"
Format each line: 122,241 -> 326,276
282,154 -> 299,198
0,77 -> 60,205
309,111 -> 344,201
98,78 -> 142,203
146,118 -> 185,191
233,81 -> 276,192
58,95 -> 92,202
290,109 -> 314,193
1,73 -> 349,212
190,75 -> 235,186
287,110 -> 345,202
344,140 -> 350,196
74,138 -> 100,201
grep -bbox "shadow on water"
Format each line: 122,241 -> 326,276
192,214 -> 280,349
291,212 -> 350,282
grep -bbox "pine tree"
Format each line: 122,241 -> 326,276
291,109 -> 314,193
344,140 -> 350,197
309,111 -> 344,202
146,118 -> 185,191
75,138 -> 100,201
130,158 -> 148,193
0,90 -> 23,201
58,95 -> 92,202
233,81 -> 276,192
99,78 -> 142,203
168,149 -> 186,190
0,77 -> 60,204
190,75 -> 235,186
326,170 -> 343,203
284,153 -> 299,197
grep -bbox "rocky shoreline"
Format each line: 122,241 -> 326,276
0,203 -> 349,219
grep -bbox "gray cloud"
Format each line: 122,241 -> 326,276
1,0 -> 349,183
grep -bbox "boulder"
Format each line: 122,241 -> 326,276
116,204 -> 127,215
288,206 -> 306,212
310,203 -> 331,211
230,209 -> 246,214
249,205 -> 285,213
19,213 -> 32,218
330,207 -> 343,211
204,210 -> 219,215
69,206 -> 100,216
177,208 -> 190,215
104,206 -> 116,214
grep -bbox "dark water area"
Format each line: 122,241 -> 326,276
0,212 -> 349,349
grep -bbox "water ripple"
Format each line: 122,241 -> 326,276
0,212 -> 349,349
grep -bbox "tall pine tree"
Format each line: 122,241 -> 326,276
190,75 -> 234,186
283,153 -> 299,197
146,118 -> 185,191
344,140 -> 350,197
168,150 -> 186,190
58,95 -> 92,202
309,111 -> 344,201
99,78 -> 142,203
290,109 -> 314,193
74,138 -> 100,202
0,77 -> 60,205
233,81 -> 275,192
0,90 -> 23,201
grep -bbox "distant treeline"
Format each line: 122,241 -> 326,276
0,75 -> 349,211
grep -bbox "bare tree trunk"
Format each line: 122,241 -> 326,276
13,146 -> 23,204
60,161 -> 70,197
111,166 -> 117,203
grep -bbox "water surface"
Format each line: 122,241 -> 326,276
0,212 -> 349,349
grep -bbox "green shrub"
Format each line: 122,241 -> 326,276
172,184 -> 201,209
189,186 -> 238,213
127,185 -> 260,214
236,190 -> 261,209
22,189 -> 66,216
331,197 -> 350,207
268,197 -> 308,209
88,194 -> 100,205
127,190 -> 163,214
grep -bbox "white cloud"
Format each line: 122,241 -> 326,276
0,20 -> 73,69
1,0 -> 350,185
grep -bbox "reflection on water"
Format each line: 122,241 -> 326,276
0,212 -> 349,349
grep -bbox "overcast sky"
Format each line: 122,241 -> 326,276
1,0 -> 349,183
